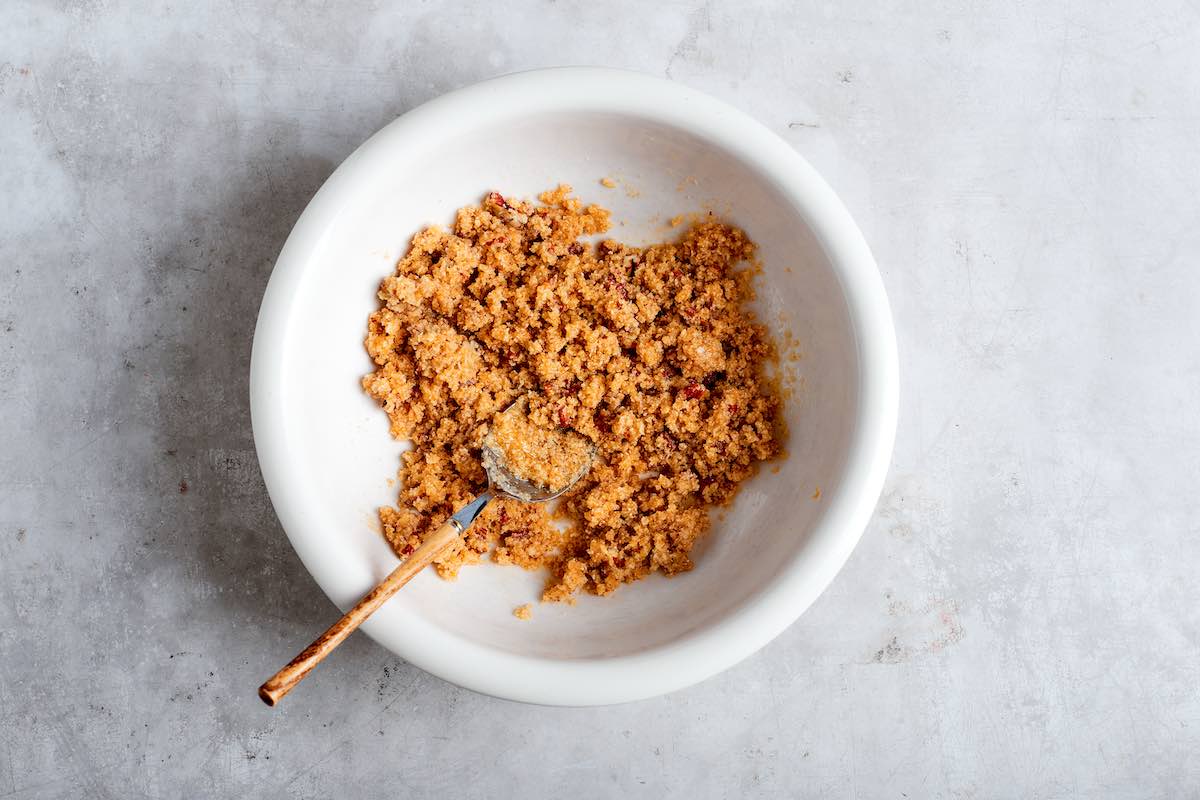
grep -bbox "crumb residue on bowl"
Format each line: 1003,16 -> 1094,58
362,186 -> 785,603
597,174 -> 640,197
513,603 -> 533,620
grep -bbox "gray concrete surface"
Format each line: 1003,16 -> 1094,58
3,1 -> 1199,797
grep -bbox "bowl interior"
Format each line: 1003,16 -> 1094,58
278,110 -> 858,660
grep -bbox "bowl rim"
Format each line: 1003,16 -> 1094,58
250,66 -> 898,706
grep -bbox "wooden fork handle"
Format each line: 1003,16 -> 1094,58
258,518 -> 462,706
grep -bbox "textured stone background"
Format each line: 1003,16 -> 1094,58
2,1 -> 1199,797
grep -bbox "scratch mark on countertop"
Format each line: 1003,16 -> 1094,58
665,1 -> 711,78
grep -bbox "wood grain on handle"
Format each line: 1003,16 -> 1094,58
258,518 -> 461,706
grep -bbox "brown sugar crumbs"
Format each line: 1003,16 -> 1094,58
486,399 -> 593,494
363,186 -> 783,603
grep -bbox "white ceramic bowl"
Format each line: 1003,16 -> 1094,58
251,67 -> 897,706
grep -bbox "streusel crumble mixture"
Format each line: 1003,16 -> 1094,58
363,186 -> 782,603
